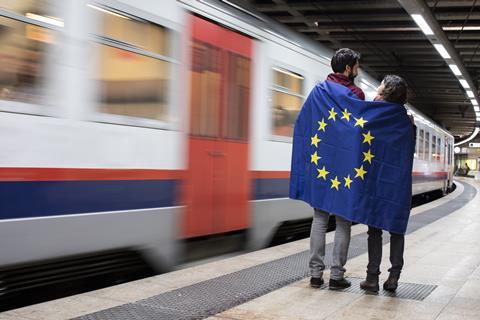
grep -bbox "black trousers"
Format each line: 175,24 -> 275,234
367,226 -> 404,276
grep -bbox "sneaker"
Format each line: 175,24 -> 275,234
329,278 -> 351,290
310,277 -> 324,288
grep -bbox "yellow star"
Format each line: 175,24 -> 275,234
317,166 -> 329,180
311,134 -> 321,148
354,117 -> 368,128
328,108 -> 337,121
330,176 -> 341,191
341,109 -> 351,122
344,175 -> 353,189
317,118 -> 328,132
311,151 -> 321,165
354,165 -> 368,180
363,149 -> 375,164
362,130 -> 375,145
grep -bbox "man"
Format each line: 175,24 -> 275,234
308,48 -> 365,290
360,74 -> 413,292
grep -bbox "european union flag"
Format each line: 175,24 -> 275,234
290,81 -> 415,234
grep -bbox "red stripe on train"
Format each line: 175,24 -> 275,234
0,168 -> 448,182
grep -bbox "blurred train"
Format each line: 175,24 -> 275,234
0,0 -> 453,278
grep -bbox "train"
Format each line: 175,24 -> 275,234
0,0 -> 453,279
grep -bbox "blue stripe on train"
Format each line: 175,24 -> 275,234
0,180 -> 178,220
252,178 -> 290,200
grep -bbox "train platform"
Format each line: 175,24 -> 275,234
2,178 -> 479,320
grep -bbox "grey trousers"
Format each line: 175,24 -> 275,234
309,209 -> 352,280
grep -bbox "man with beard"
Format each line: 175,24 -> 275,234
307,48 -> 365,289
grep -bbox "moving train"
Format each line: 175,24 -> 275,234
0,0 -> 453,283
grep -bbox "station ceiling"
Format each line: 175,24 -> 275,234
237,0 -> 480,140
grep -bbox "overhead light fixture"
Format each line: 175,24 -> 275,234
455,127 -> 480,146
460,79 -> 470,89
448,64 -> 462,76
434,44 -> 451,59
26,13 -> 64,27
411,14 -> 434,35
467,91 -> 475,98
474,107 -> 480,112
472,99 -> 479,106
443,26 -> 480,31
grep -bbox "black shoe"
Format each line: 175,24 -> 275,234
329,278 -> 351,290
360,280 -> 379,292
383,274 -> 399,292
310,277 -> 324,288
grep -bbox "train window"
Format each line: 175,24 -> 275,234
271,67 -> 304,137
437,137 -> 442,161
90,4 -> 173,123
190,41 -> 221,138
0,1 -> 62,108
418,129 -> 425,160
448,143 -> 452,165
431,135 -> 436,161
223,53 -> 250,141
425,131 -> 430,161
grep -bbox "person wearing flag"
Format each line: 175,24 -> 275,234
292,48 -> 365,290
359,75 -> 414,292
290,50 -> 415,290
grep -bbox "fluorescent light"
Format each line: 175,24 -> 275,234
434,44 -> 451,59
26,13 -> 64,27
467,90 -> 475,98
411,14 -> 434,35
455,127 -> 480,146
474,107 -> 480,112
448,64 -> 462,76
87,4 -> 131,20
460,79 -> 470,89
443,26 -> 480,31
472,99 -> 479,105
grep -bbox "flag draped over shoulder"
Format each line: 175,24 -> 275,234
289,81 -> 415,234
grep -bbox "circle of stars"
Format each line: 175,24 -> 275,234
310,107 -> 375,191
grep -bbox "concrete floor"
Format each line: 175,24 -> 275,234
2,178 -> 479,320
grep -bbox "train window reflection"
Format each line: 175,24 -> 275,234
96,44 -> 170,121
88,4 -> 169,56
0,16 -> 54,104
224,53 -> 250,141
271,67 -> 304,137
425,131 -> 430,161
93,6 -> 172,122
431,135 -> 436,161
418,129 -> 425,160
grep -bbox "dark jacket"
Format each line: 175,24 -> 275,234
326,73 -> 365,100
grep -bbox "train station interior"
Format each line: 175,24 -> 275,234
1,0 -> 480,319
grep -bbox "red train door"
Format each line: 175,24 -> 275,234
183,16 -> 252,238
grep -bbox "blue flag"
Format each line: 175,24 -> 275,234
290,81 -> 415,234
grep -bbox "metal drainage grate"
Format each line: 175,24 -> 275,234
76,181 -> 475,320
314,277 -> 437,301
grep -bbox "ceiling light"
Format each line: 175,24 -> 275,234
443,26 -> 480,31
26,13 -> 64,27
474,107 -> 480,112
460,79 -> 470,89
472,99 -> 479,106
467,91 -> 475,98
411,14 -> 434,35
434,44 -> 451,59
448,64 -> 462,76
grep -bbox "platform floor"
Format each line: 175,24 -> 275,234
1,178 -> 479,320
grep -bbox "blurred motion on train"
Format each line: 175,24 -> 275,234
0,0 -> 454,280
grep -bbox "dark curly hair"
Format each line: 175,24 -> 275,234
382,75 -> 408,105
331,48 -> 361,73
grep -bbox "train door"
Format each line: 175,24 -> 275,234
182,15 -> 252,238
